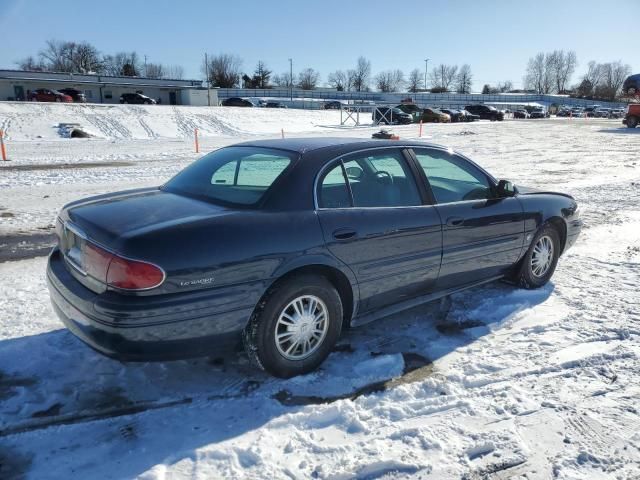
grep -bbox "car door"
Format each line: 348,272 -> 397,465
410,147 -> 525,289
316,147 -> 442,314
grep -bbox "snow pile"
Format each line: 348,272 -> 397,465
0,102 -> 347,140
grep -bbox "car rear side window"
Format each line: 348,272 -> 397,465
414,149 -> 492,203
318,150 -> 422,208
163,147 -> 294,206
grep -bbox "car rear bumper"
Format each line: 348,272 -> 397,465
47,248 -> 254,361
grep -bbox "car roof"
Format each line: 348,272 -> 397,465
232,137 -> 450,155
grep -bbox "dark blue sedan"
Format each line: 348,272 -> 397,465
47,138 -> 582,377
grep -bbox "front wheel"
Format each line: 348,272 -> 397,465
514,225 -> 561,289
243,275 -> 343,378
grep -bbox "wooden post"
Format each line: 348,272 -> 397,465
194,128 -> 199,153
419,120 -> 423,138
0,130 -> 7,161
281,128 -> 285,139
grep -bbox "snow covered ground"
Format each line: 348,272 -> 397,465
1,104 -> 639,479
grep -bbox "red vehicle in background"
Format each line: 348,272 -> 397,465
623,104 -> 640,128
29,88 -> 73,103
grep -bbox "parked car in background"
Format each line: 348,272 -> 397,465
465,104 -> 504,121
609,108 -> 625,119
460,109 -> 479,122
47,138 -> 582,377
421,107 -> 451,123
529,107 -> 547,119
222,97 -> 254,107
58,88 -> 87,103
323,101 -> 344,109
594,108 -> 610,118
120,93 -> 156,104
396,103 -> 423,122
623,104 -> 640,128
29,88 -> 73,103
373,107 -> 413,125
622,74 -> 640,96
266,101 -> 287,108
439,108 -> 464,122
514,109 -> 529,119
570,108 -> 584,118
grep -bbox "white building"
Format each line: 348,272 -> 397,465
0,69 -> 217,106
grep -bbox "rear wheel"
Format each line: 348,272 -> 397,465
243,275 -> 343,378
627,116 -> 638,128
514,225 -> 561,289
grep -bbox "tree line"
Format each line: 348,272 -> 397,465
15,40 -> 635,100
17,39 -> 184,79
523,49 -> 631,101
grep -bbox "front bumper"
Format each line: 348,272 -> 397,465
47,248 -> 253,361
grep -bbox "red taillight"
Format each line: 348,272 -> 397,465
84,242 -> 114,280
81,241 -> 164,291
106,255 -> 165,290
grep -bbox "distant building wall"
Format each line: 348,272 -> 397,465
0,69 -> 202,105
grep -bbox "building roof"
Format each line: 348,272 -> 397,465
0,69 -> 202,88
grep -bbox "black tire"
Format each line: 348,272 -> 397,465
514,224 -> 561,289
243,274 -> 343,378
627,116 -> 638,129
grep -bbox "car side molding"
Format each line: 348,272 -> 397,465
351,274 -> 504,327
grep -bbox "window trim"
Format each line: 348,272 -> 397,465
407,147 -> 499,205
314,146 -> 429,210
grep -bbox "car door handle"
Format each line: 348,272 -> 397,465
332,228 -> 358,240
446,216 -> 465,227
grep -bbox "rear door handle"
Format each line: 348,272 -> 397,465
332,228 -> 358,240
446,216 -> 465,227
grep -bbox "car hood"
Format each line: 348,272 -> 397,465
516,185 -> 574,200
63,188 -> 234,249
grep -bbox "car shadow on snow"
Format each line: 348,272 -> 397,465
597,128 -> 640,134
0,280 -> 554,478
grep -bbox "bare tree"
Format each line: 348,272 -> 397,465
328,70 -> 348,91
346,69 -> 357,91
407,68 -> 423,92
272,72 -> 294,88
352,56 -> 371,92
599,61 -> 632,100
375,69 -> 404,92
16,55 -> 45,71
144,63 -> 164,79
297,68 -> 320,90
556,50 -> 577,93
497,80 -> 513,93
429,64 -> 458,91
455,64 -> 473,93
203,53 -> 242,88
103,52 -> 141,76
39,40 -> 73,72
165,65 -> 184,79
524,52 -> 547,93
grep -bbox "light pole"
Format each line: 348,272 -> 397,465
288,58 -> 293,101
424,58 -> 429,91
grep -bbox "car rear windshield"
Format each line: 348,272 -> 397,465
162,146 -> 295,207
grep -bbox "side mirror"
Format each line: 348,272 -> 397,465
496,179 -> 516,197
345,166 -> 363,180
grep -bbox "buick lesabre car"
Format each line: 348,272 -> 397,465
48,138 -> 582,378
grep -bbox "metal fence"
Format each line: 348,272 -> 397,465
217,88 -> 628,110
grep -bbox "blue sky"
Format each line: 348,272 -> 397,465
1,0 -> 637,90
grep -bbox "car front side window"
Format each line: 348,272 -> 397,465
414,149 -> 493,204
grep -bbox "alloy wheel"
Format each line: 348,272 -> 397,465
531,235 -> 554,277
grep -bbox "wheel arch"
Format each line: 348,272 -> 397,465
544,215 -> 567,255
257,257 -> 359,329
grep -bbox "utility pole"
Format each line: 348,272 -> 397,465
144,54 -> 147,76
289,58 -> 293,101
424,58 -> 429,92
204,53 -> 211,106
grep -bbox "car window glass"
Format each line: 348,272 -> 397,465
346,150 -> 421,208
414,149 -> 492,203
319,163 -> 351,208
163,147 -> 293,206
